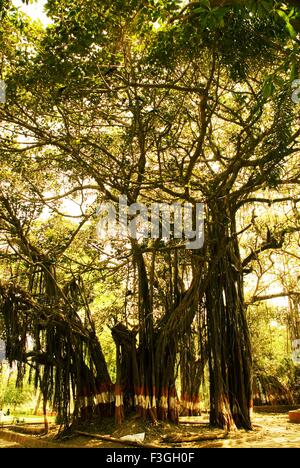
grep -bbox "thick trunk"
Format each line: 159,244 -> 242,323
180,331 -> 206,416
110,247 -> 182,423
135,249 -> 158,420
206,202 -> 252,430
112,322 -> 179,423
77,367 -> 114,420
34,391 -> 42,415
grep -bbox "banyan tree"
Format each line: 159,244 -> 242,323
0,0 -> 300,432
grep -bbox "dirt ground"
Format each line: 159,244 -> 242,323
53,411 -> 300,448
232,412 -> 300,448
0,438 -> 22,448
1,411 -> 299,448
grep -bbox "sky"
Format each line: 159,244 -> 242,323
12,0 -> 52,25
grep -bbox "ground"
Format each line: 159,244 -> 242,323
241,413 -> 300,448
0,412 -> 299,448
0,438 -> 21,448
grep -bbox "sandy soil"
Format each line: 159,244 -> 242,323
0,438 -> 22,448
0,412 -> 299,448
55,412 -> 300,448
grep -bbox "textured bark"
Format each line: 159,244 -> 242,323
206,200 -> 252,430
180,330 -> 207,416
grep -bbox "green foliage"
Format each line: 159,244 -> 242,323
147,3 -> 289,81
248,303 -> 296,390
98,327 -> 116,382
276,7 -> 297,39
0,365 -> 35,409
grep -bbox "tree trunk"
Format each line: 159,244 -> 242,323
34,391 -> 42,416
206,200 -> 252,430
180,330 -> 206,416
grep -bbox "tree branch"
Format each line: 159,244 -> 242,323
247,291 -> 300,304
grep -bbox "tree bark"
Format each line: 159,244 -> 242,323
206,200 -> 252,430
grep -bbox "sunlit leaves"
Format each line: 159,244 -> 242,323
276,8 -> 297,39
263,77 -> 276,99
